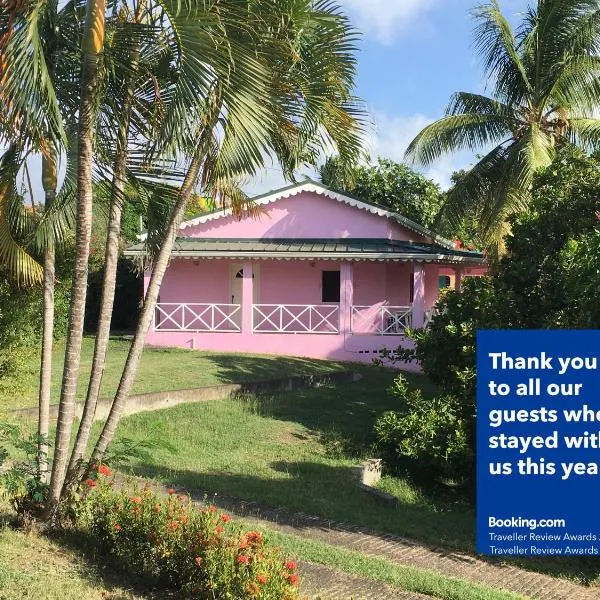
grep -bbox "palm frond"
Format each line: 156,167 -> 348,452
567,117 -> 600,152
472,0 -> 531,105
405,112 -> 512,167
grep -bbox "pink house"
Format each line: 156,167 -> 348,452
126,181 -> 487,363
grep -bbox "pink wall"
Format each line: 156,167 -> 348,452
144,328 -> 420,369
260,260 -> 334,304
182,192 -> 428,242
425,264 -> 441,309
151,259 -> 445,309
384,262 -> 413,306
158,259 -> 230,304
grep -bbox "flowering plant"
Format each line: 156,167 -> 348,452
77,478 -> 303,599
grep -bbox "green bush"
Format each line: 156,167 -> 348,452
0,270 -> 71,399
376,147 -> 600,489
77,472 -> 301,599
375,376 -> 470,483
377,278 -> 503,488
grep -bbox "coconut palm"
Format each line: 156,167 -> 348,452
405,0 -> 600,249
44,0 -> 106,512
1,0 -> 82,486
86,0 -> 365,471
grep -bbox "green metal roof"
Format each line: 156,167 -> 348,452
125,237 -> 485,264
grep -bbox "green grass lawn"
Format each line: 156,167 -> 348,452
106,367 -> 475,551
0,501 -> 520,600
105,367 -> 600,587
0,337 -> 345,412
0,516 -> 159,599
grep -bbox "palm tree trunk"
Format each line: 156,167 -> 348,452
67,41 -> 140,478
38,224 -> 54,484
38,148 -> 57,484
46,0 -> 106,517
88,154 -> 202,465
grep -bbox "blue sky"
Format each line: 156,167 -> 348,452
248,0 -> 529,194
20,1 -> 529,202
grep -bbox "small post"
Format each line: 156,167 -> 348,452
360,459 -> 382,487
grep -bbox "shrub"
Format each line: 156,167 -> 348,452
377,278 -> 502,487
77,474 -> 302,599
374,376 -> 471,483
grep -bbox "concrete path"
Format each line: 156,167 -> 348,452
131,477 -> 598,600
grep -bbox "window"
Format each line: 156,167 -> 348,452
438,275 -> 451,290
322,270 -> 340,303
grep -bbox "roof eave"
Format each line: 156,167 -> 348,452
123,248 -> 485,264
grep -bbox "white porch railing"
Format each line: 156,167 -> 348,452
154,303 -> 241,332
351,305 -> 412,335
253,304 -> 339,334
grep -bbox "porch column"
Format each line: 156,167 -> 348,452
412,263 -> 425,328
242,261 -> 253,334
340,262 -> 354,335
454,266 -> 464,292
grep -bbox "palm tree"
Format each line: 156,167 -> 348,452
67,0 -> 150,479
87,0 -> 365,470
47,0 -> 107,513
38,146 -> 57,483
1,0 -> 77,487
406,0 -> 600,249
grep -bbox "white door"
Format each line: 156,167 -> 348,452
229,263 -> 260,305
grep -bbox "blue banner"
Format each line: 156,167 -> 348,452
477,330 -> 600,557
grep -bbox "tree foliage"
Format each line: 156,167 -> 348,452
406,0 -> 600,250
389,146 -> 600,486
320,156 -> 444,228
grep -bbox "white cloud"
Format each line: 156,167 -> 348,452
340,0 -> 438,45
242,163 -> 317,197
242,111 -> 475,196
364,111 -> 475,189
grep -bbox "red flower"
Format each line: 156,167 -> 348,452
114,524 -> 122,531
284,561 -> 297,571
207,505 -> 217,512
97,464 -> 111,477
246,583 -> 260,597
215,525 -> 224,535
131,496 -> 142,504
246,531 -> 262,544
287,573 -> 299,585
167,520 -> 180,530
236,554 -> 251,564
257,574 -> 269,585
194,557 -> 203,567
220,513 -> 231,523
239,539 -> 250,550
84,478 -> 96,488
167,488 -> 176,495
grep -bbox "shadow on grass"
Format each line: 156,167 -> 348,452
127,460 -> 475,552
231,365 -> 433,455
0,510 -> 173,599
151,347 -> 346,385
123,462 -> 600,586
